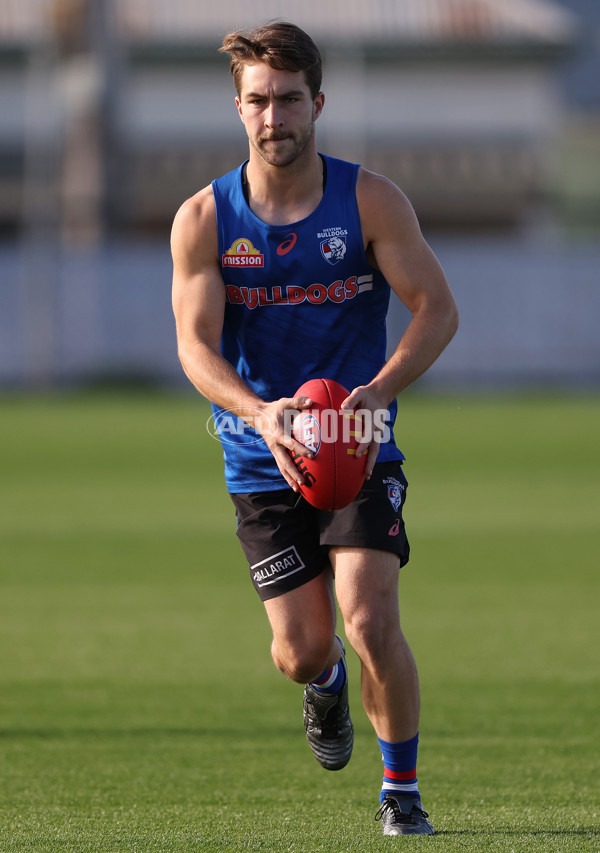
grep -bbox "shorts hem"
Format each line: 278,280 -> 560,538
256,562 -> 327,601
320,536 -> 410,568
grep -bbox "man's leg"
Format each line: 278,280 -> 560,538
263,569 -> 338,683
331,546 -> 434,835
263,569 -> 354,770
331,547 -> 419,740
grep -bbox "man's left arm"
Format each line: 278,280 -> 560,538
345,168 -> 459,475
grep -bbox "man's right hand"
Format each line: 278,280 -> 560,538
255,395 -> 314,491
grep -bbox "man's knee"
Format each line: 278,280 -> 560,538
344,604 -> 404,664
271,633 -> 336,684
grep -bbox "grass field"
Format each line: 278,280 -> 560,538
1,391 -> 599,852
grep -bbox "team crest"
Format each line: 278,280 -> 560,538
383,477 -> 405,512
222,237 -> 264,267
318,226 -> 348,265
320,235 -> 347,264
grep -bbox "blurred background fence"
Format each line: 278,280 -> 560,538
0,0 -> 599,391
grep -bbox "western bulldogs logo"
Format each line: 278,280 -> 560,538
383,477 -> 405,512
320,235 -> 347,264
318,226 -> 348,265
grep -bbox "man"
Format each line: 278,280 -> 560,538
171,21 -> 458,837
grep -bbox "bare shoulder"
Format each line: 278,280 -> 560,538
356,167 -> 421,242
355,166 -> 452,307
171,184 -> 218,268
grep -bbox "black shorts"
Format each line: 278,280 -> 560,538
230,460 -> 410,601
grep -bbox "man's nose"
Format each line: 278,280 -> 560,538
264,101 -> 284,127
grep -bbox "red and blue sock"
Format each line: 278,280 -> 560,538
310,653 -> 347,695
378,732 -> 420,804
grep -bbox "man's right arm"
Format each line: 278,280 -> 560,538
170,187 -> 311,489
171,187 -> 258,416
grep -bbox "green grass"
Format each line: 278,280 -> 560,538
1,391 -> 599,851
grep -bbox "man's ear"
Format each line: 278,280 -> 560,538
313,92 -> 325,121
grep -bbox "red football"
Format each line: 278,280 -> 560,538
289,378 -> 367,511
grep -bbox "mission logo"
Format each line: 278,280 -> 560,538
222,237 -> 265,267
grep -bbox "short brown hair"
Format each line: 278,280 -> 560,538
219,21 -> 323,100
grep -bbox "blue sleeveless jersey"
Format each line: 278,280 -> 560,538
212,154 -> 404,493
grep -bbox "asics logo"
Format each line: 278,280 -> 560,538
388,519 -> 401,537
277,233 -> 297,256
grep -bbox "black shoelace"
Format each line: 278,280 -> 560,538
374,798 -> 429,824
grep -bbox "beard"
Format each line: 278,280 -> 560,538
250,120 -> 315,168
